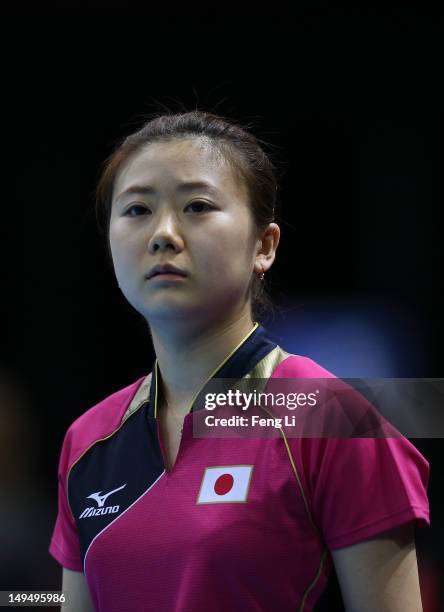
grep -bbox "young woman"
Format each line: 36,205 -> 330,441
49,111 -> 430,611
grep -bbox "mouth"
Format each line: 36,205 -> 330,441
148,272 -> 187,281
146,265 -> 188,280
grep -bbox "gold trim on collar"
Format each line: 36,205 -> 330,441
244,345 -> 291,381
121,373 -> 152,425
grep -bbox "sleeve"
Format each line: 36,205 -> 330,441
306,435 -> 430,550
48,428 -> 83,571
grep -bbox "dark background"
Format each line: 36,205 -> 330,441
0,5 -> 442,610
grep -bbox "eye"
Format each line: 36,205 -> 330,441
124,204 -> 150,217
185,200 -> 215,213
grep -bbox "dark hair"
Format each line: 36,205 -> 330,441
95,109 -> 281,321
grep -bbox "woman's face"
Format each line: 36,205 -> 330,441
109,138 -> 265,324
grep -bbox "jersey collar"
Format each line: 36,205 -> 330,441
147,323 -> 277,417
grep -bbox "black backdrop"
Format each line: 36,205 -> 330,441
1,6 -> 442,611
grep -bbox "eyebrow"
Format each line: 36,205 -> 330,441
115,181 -> 220,202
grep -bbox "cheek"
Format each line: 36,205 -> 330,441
108,233 -> 123,273
193,225 -> 255,277
108,226 -> 138,276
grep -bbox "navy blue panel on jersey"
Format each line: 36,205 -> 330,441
68,405 -> 164,565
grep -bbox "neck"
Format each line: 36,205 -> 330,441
149,308 -> 257,410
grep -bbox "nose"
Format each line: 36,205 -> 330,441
147,210 -> 184,254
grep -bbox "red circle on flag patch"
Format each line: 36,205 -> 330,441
214,473 -> 234,495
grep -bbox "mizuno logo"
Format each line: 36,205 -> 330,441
86,484 -> 127,507
79,484 -> 127,519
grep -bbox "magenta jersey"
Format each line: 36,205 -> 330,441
49,323 -> 430,611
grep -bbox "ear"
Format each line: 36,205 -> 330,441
254,223 -> 280,275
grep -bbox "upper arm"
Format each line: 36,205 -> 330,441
61,568 -> 95,612
331,524 -> 423,612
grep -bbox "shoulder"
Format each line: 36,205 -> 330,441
57,375 -> 149,478
272,350 -> 337,379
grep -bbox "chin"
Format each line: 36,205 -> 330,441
141,301 -> 197,320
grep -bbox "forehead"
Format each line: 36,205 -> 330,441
113,137 -> 248,202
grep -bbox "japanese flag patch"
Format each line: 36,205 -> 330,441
196,465 -> 253,504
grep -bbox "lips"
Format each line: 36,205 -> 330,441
146,264 -> 188,279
